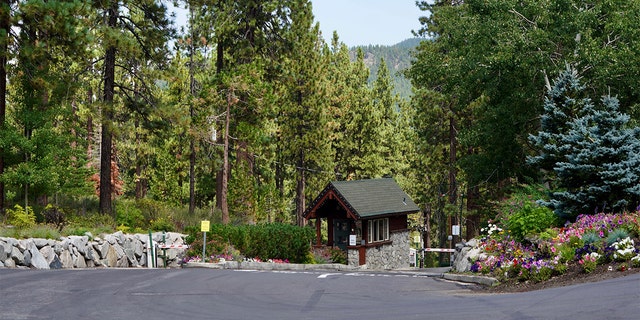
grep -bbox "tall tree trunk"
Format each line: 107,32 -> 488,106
220,89 -> 232,224
188,5 -> 196,214
465,185 -> 480,240
86,88 -> 94,162
134,118 -> 147,199
448,116 -> 458,242
215,38 -> 225,216
437,183 -> 448,266
100,1 -> 117,216
296,150 -> 306,227
275,140 -> 284,197
0,0 -> 9,215
423,205 -> 431,249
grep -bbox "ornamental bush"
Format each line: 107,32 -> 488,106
185,223 -> 315,263
502,203 -> 558,242
7,205 -> 36,229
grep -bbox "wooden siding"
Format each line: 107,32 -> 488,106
389,215 -> 407,232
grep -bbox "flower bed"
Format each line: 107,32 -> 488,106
182,255 -> 289,264
470,212 -> 640,283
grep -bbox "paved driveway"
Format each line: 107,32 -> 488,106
1,268 -> 638,320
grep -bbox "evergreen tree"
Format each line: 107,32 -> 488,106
336,49 -> 379,179
92,0 -> 173,215
530,68 -> 640,219
3,0 -> 92,209
371,57 -> 401,177
0,0 -> 12,214
528,67 -> 589,173
278,0 -> 333,226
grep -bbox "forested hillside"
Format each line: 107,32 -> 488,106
351,38 -> 420,99
0,0 -> 415,230
2,0 -> 640,255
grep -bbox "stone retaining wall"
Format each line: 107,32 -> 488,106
0,231 -> 187,269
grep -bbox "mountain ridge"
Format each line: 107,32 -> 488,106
350,38 -> 422,99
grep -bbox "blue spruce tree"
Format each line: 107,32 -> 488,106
528,67 -> 591,171
529,67 -> 640,220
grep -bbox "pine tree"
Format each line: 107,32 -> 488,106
0,0 -> 12,214
278,0 -> 333,226
3,0 -> 93,209
529,68 -> 640,219
528,67 -> 589,173
371,57 -> 401,177
92,0 -> 173,215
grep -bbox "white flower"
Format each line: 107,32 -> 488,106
612,237 -> 636,261
482,223 -> 503,236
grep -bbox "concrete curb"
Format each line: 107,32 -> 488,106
183,262 -> 496,286
443,273 -> 498,286
183,261 -> 361,272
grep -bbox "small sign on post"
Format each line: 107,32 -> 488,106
201,220 -> 210,262
452,225 -> 460,236
201,220 -> 210,232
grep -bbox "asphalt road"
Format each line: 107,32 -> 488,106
1,268 -> 639,320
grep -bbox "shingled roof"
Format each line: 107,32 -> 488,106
304,178 -> 419,219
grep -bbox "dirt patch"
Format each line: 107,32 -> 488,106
471,262 -> 640,293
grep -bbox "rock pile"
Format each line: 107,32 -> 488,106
0,231 -> 187,269
451,239 -> 486,272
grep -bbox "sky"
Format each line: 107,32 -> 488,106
169,1 -> 425,47
311,0 -> 424,47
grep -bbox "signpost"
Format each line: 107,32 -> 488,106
201,220 -> 210,262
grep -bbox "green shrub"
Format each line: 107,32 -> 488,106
554,262 -> 568,275
7,205 -> 36,229
115,200 -> 146,230
64,212 -> 115,236
557,243 -> 577,263
42,204 -> 65,231
503,203 -> 559,242
312,247 -> 347,264
186,233 -> 230,261
150,217 -> 175,232
184,223 -> 315,263
530,267 -> 553,283
537,228 -> 559,242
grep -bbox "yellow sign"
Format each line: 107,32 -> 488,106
201,220 -> 210,232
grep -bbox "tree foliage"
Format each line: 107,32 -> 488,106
529,68 -> 640,220
408,0 -> 640,227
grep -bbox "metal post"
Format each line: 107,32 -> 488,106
162,232 -> 167,268
202,231 -> 207,262
148,230 -> 155,268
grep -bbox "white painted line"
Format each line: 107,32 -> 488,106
317,273 -> 341,279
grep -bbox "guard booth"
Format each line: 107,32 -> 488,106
304,178 -> 419,269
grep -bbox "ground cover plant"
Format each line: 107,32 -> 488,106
469,212 -> 640,288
